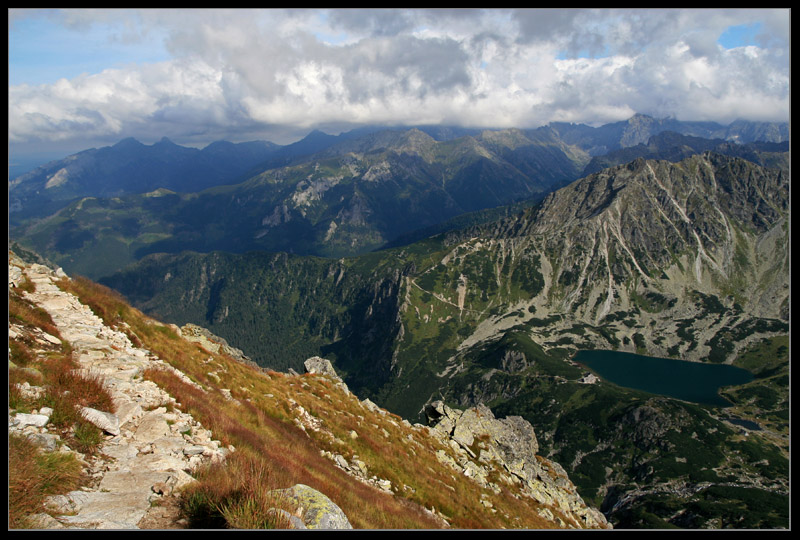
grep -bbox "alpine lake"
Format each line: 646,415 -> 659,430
573,349 -> 754,408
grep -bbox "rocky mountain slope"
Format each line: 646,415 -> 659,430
8,250 -> 610,530
100,150 -> 790,528
439,151 -> 790,358
106,151 -> 789,384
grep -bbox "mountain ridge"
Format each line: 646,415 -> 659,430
12,115 -> 789,281
11,125 -> 590,277
9,250 -> 610,530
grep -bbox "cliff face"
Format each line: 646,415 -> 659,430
8,251 -> 608,530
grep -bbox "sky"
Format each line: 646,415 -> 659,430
8,8 -> 791,165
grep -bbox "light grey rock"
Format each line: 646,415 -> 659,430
98,468 -> 173,494
303,356 -> 338,378
44,490 -> 93,514
182,444 -> 206,456
134,409 -> 170,441
135,452 -> 190,472
80,407 -> 121,436
54,490 -> 153,529
152,436 -> 186,455
268,484 -> 352,530
26,432 -> 60,452
361,398 -> 381,413
165,470 -> 197,493
8,264 -> 23,287
14,412 -> 50,428
267,508 -> 307,530
28,513 -> 65,529
303,356 -> 351,395
40,332 -> 62,345
102,443 -> 139,461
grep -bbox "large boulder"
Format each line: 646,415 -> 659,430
303,357 -> 350,394
268,484 -> 352,529
80,406 -> 121,436
303,356 -> 338,378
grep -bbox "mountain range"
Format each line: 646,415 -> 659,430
7,114 -> 790,529
9,115 -> 789,280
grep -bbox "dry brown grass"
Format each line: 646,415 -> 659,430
8,434 -> 85,529
181,451 -> 291,529
8,278 -> 118,529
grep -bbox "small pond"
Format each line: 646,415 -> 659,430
722,417 -> 763,431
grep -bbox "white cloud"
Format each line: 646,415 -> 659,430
8,8 -> 790,152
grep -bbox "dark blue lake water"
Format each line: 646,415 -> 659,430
574,349 -> 754,407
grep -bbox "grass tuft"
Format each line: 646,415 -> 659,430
8,434 -> 84,529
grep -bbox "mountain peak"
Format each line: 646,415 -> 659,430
400,127 -> 436,144
302,129 -> 335,141
154,136 -> 179,147
113,137 -> 144,148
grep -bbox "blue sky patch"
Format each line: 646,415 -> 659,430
9,14 -> 170,86
717,22 -> 763,49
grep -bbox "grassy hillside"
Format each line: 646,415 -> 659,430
10,258 -> 607,529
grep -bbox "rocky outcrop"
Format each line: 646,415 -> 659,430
303,356 -> 350,395
424,401 -> 610,529
176,323 -> 256,367
303,356 -> 339,379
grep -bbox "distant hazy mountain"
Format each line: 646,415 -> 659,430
543,113 -> 789,156
581,131 -> 790,176
9,137 -> 280,221
10,114 -> 787,222
12,126 -> 590,278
